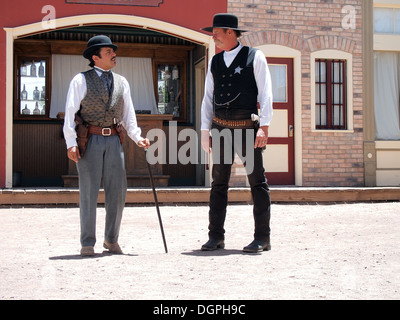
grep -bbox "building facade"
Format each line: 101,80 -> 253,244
0,0 -> 399,189
231,0 -> 365,187
370,0 -> 400,186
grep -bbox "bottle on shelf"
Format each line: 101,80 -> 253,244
164,86 -> 170,103
40,86 -> 45,100
30,61 -> 37,77
33,86 -> 40,100
173,106 -> 180,118
38,61 -> 45,77
164,66 -> 171,80
21,63 -> 28,76
33,102 -> 41,115
158,86 -> 163,103
172,65 -> 179,80
21,84 -> 28,100
21,104 -> 30,115
169,86 -> 175,102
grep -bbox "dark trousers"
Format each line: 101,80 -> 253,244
208,123 -> 271,242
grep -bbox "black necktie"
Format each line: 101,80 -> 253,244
100,71 -> 112,96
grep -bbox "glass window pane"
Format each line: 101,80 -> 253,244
316,105 -> 327,127
316,83 -> 326,104
157,64 -> 181,117
315,61 -> 320,82
269,64 -> 287,103
374,52 -> 400,139
374,7 -> 394,34
395,9 -> 400,34
316,60 -> 326,83
333,84 -> 343,105
333,105 -> 344,127
332,61 -> 343,83
321,106 -> 327,126
316,106 -> 321,126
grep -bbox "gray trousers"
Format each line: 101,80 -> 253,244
76,135 -> 127,247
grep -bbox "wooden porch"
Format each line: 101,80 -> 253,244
1,187 -> 399,206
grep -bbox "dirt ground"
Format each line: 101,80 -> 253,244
0,202 -> 399,301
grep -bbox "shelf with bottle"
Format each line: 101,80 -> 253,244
19,59 -> 47,117
20,83 -> 46,116
157,64 -> 181,118
20,60 -> 46,78
20,85 -> 46,101
21,101 -> 46,115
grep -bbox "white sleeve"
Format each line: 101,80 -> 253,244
254,50 -> 273,126
200,58 -> 215,131
63,73 -> 87,149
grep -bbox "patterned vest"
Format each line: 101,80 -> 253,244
211,46 -> 259,119
80,69 -> 124,127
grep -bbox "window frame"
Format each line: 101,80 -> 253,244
153,60 -> 187,121
14,54 -> 52,121
310,50 -> 354,133
373,6 -> 400,35
315,59 -> 347,130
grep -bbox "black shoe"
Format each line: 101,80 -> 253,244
201,238 -> 225,251
243,239 -> 271,253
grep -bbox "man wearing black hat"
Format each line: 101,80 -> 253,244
200,14 -> 273,253
63,35 -> 150,256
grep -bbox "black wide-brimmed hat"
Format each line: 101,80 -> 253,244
83,35 -> 118,59
202,13 -> 248,33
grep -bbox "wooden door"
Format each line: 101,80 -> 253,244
264,58 -> 295,185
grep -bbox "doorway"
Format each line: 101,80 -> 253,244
264,57 -> 295,185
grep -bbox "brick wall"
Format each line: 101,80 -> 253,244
228,0 -> 364,187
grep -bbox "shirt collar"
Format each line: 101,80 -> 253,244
94,66 -> 111,76
224,42 -> 243,56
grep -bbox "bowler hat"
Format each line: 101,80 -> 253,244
83,35 -> 118,59
202,13 -> 248,33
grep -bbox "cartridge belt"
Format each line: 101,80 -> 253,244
212,116 -> 255,129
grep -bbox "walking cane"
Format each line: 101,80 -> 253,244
145,149 -> 168,253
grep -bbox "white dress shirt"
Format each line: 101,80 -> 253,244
201,43 -> 273,130
63,67 -> 143,149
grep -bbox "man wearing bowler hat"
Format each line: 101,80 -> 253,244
63,35 -> 150,256
200,14 -> 273,253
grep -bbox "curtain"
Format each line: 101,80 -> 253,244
113,56 -> 158,114
50,55 -> 89,118
374,52 -> 400,140
50,55 -> 158,118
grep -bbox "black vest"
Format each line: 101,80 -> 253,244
211,46 -> 258,120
